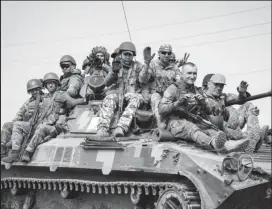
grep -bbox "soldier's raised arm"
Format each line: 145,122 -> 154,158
104,60 -> 120,87
139,47 -> 155,83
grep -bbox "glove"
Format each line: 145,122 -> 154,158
112,60 -> 122,74
238,81 -> 248,93
143,47 -> 155,65
177,53 -> 190,68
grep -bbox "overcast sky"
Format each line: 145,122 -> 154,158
1,1 -> 271,127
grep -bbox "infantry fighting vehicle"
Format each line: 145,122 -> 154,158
1,76 -> 272,209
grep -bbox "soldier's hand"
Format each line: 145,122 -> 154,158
194,94 -> 206,106
177,53 -> 190,68
112,59 -> 122,74
175,95 -> 189,107
143,47 -> 155,65
238,80 -> 248,93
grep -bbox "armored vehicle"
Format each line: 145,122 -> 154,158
1,77 -> 271,209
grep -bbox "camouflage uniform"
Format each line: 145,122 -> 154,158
25,91 -> 86,153
98,61 -> 145,134
80,64 -> 110,98
1,97 -> 38,149
60,69 -> 84,98
141,58 -> 180,127
158,80 -> 212,143
203,91 -> 261,152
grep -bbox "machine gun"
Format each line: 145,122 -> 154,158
176,106 -> 220,131
226,90 -> 272,106
19,93 -> 41,159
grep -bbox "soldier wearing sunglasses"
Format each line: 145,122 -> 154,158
139,44 -> 181,129
59,55 -> 84,98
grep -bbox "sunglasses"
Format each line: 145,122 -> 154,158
60,64 -> 71,69
160,51 -> 172,55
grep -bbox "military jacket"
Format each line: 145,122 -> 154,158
104,61 -> 145,95
12,96 -> 41,122
146,58 -> 180,94
38,91 -> 85,125
60,69 -> 84,98
159,79 -> 203,122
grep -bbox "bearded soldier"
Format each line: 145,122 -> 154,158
203,73 -> 269,153
2,73 -> 89,163
158,63 -> 249,153
1,79 -> 43,158
96,41 -> 154,137
59,55 -> 84,98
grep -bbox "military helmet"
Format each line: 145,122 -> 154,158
119,42 -> 136,56
91,46 -> 108,57
27,79 -> 43,92
60,55 -> 76,66
111,48 -> 120,58
202,74 -> 214,87
159,44 -> 172,52
210,74 -> 226,85
43,72 -> 60,85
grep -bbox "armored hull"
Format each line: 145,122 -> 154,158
1,102 -> 271,209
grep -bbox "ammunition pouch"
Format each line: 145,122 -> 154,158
152,128 -> 175,142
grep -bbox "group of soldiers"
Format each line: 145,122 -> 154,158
1,41 -> 270,164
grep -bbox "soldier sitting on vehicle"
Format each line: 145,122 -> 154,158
80,46 -> 112,100
158,63 -> 250,153
139,44 -> 189,129
202,73 -> 270,153
1,79 -> 44,159
96,41 -> 154,138
2,73 -> 90,163
59,55 -> 84,98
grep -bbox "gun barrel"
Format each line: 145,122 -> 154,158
226,91 -> 272,106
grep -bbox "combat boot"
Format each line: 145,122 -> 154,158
210,131 -> 227,151
1,150 -> 20,163
113,127 -> 125,137
254,125 -> 269,152
221,138 -> 250,154
21,150 -> 32,163
96,127 -> 109,137
1,145 -> 7,158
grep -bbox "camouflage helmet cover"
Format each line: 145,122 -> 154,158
27,79 -> 43,92
159,44 -> 172,52
91,46 -> 108,58
60,55 -> 76,66
119,42 -> 136,56
210,74 -> 226,85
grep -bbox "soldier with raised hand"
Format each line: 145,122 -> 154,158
1,79 -> 43,162
203,73 -> 269,153
19,72 -> 90,162
59,55 -> 84,98
96,41 -> 154,138
158,63 -> 250,153
139,44 -> 186,129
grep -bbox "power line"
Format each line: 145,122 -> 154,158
132,5 -> 271,32
227,69 -> 271,76
2,5 -> 270,47
175,32 -> 271,49
139,21 -> 271,46
121,1 -> 132,42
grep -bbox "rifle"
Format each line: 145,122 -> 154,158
19,93 -> 41,159
176,106 -> 220,131
226,91 -> 272,106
